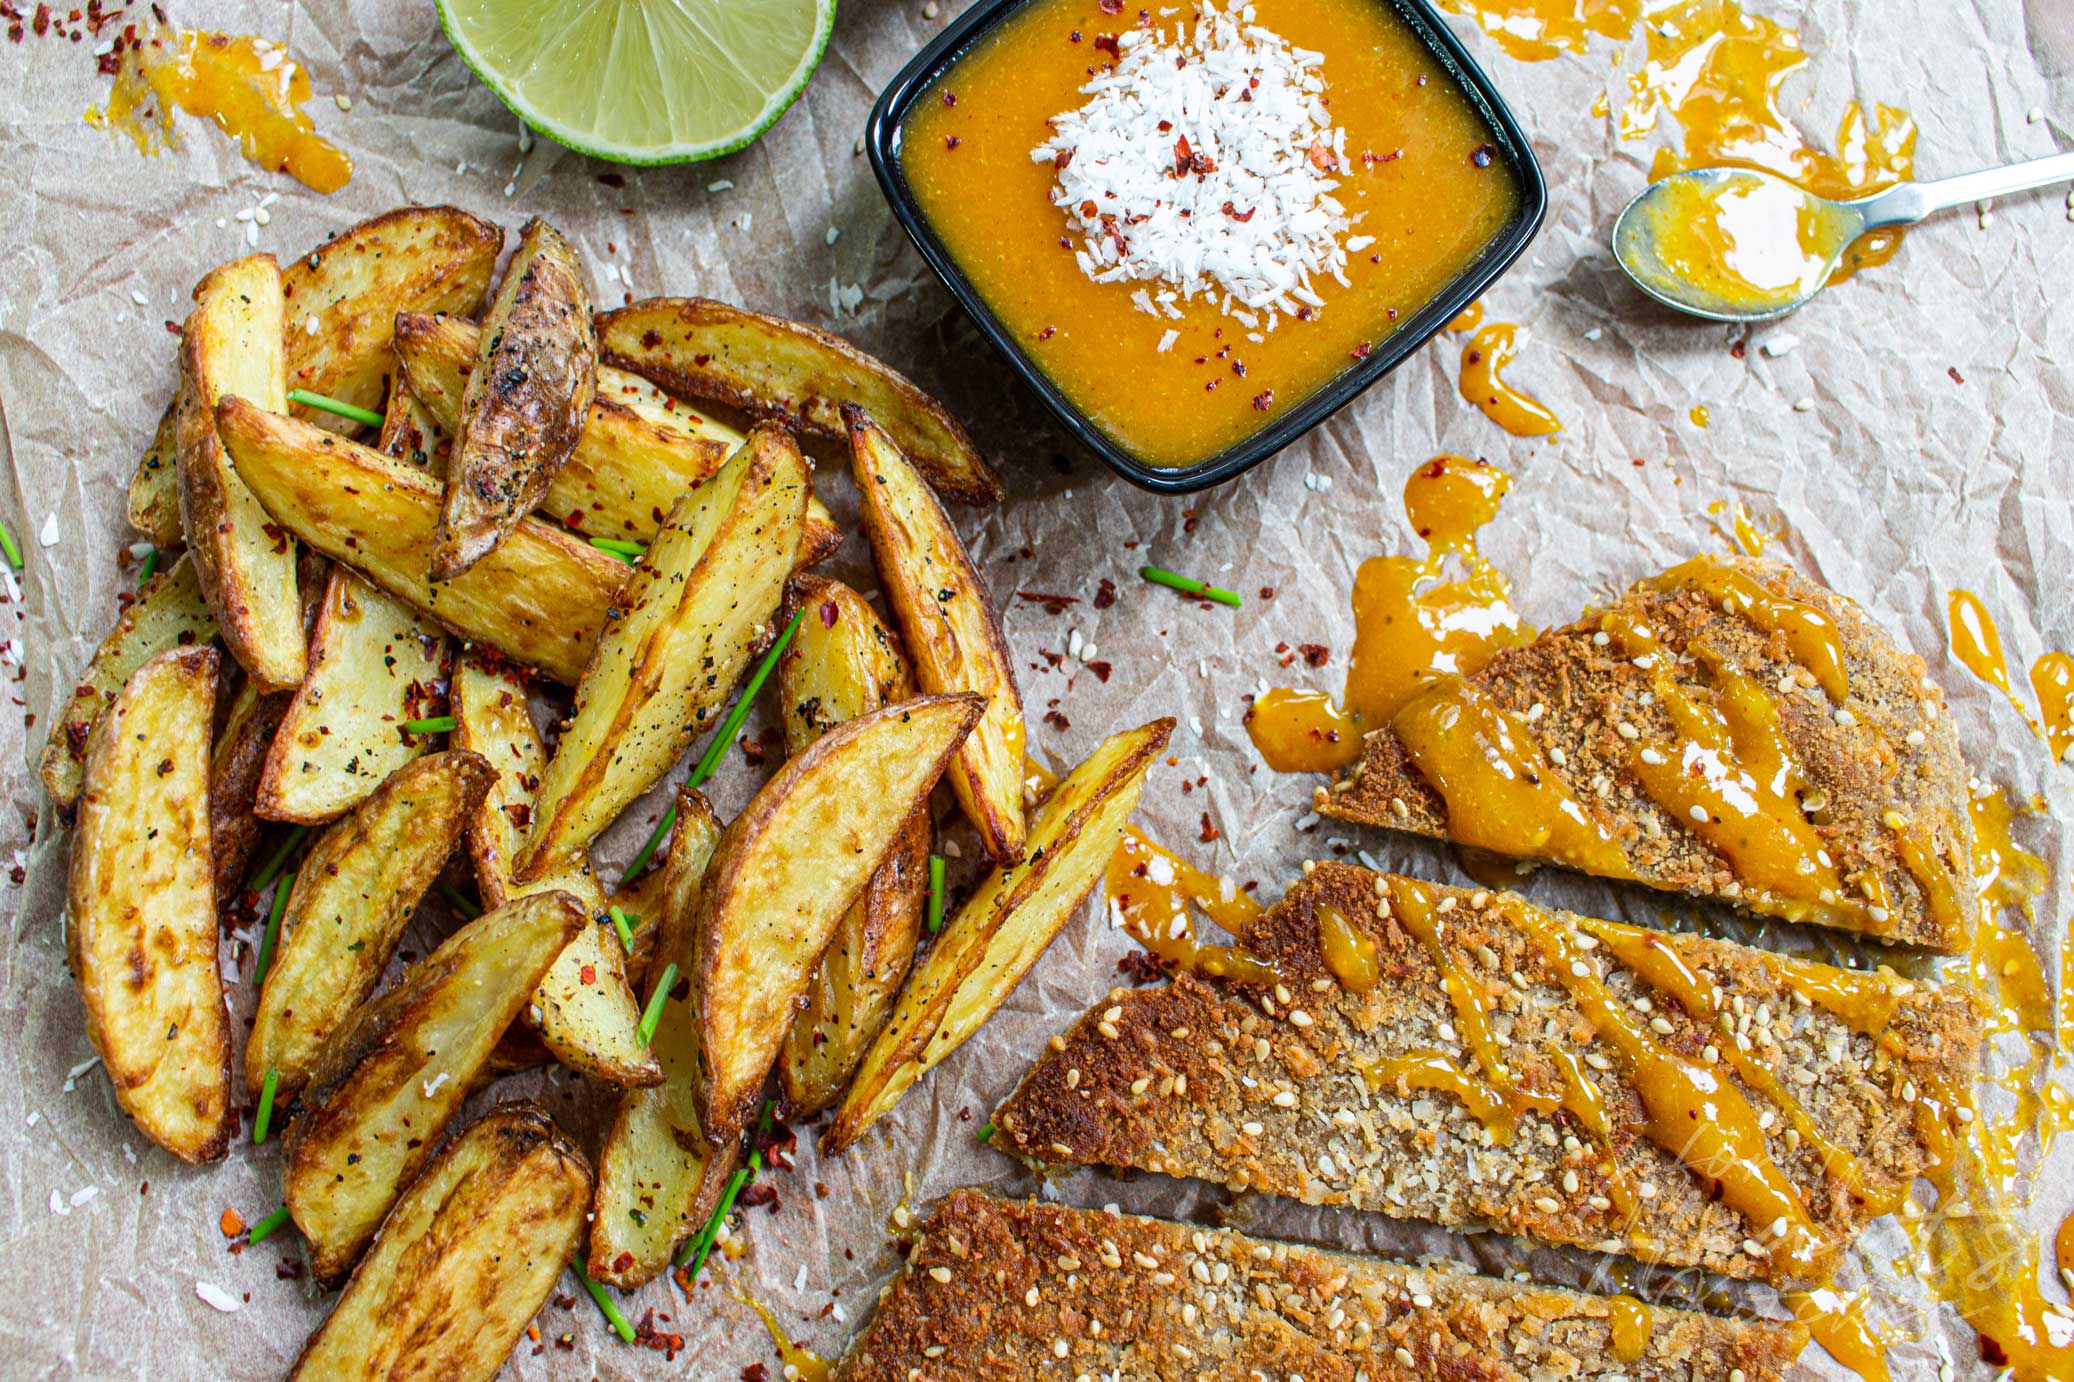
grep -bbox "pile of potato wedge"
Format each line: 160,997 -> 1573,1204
47,205 -> 1172,1377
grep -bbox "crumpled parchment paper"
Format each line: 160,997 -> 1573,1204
2,0 -> 2070,1377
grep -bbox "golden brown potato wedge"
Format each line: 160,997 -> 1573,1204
40,553 -> 218,809
847,404 -> 1028,865
283,890 -> 584,1284
177,253 -> 306,690
66,645 -> 235,1164
823,718 -> 1172,1155
125,395 -> 184,547
694,693 -> 984,1144
210,673 -> 291,901
249,750 -> 495,1101
449,651 -> 659,1089
214,398 -> 627,684
291,1101 -> 590,1382
254,567 -> 448,824
432,218 -> 597,580
775,576 -> 928,1113
514,424 -> 807,883
281,205 -> 504,431
598,297 -> 1003,505
589,788 -> 733,1287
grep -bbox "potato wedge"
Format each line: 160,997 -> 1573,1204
847,404 -> 1028,865
775,576 -> 928,1113
393,310 -> 844,564
210,673 -> 291,900
177,253 -> 306,689
214,398 -> 627,684
450,651 -> 659,1088
598,297 -> 1003,505
432,218 -> 597,580
254,567 -> 448,823
694,693 -> 984,1143
40,553 -> 219,809
823,718 -> 1172,1155
515,424 -> 807,883
281,205 -> 504,431
249,750 -> 495,1100
283,890 -> 584,1284
125,394 -> 184,547
589,788 -> 733,1286
66,645 -> 234,1164
291,1101 -> 590,1382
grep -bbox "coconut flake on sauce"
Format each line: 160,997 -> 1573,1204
1032,3 -> 1352,329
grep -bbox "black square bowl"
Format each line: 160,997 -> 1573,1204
866,0 -> 1548,495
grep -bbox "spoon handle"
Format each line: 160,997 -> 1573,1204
1858,151 -> 2074,229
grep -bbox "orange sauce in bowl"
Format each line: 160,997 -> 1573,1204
901,0 -> 1522,469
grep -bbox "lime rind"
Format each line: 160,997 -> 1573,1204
436,0 -> 838,167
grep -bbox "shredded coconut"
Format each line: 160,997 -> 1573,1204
1033,3 -> 1351,329
195,1282 -> 242,1313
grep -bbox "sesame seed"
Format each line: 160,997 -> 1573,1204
928,1266 -> 953,1283
1289,1010 -> 1313,1028
1273,1090 -> 1298,1108
1615,721 -> 1640,740
1534,1196 -> 1561,1213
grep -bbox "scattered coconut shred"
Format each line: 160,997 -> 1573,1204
1032,2 -> 1352,331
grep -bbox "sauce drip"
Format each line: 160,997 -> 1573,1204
1947,588 -> 2022,702
735,1289 -> 831,1382
2032,651 -> 2074,765
1604,1294 -> 1653,1364
1782,1288 -> 1894,1382
1447,300 -> 1486,331
1433,0 -> 1641,63
1102,829 -> 1275,985
1316,904 -> 1379,992
1458,321 -> 1562,436
1687,403 -> 1711,428
1706,499 -> 1773,557
89,26 -> 352,193
1247,454 -> 1528,773
1653,554 -> 1849,702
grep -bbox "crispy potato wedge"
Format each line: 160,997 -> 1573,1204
515,424 -> 807,883
432,218 -> 597,580
589,788 -> 732,1286
283,890 -> 584,1283
40,553 -> 218,808
775,576 -> 928,1113
249,750 -> 495,1100
450,651 -> 659,1088
823,718 -> 1172,1155
694,693 -> 984,1143
393,310 -> 843,564
66,645 -> 235,1164
254,567 -> 448,823
214,398 -> 627,684
292,1101 -> 590,1382
281,205 -> 504,431
177,253 -> 306,689
125,394 -> 184,547
598,297 -> 1003,505
210,673 -> 290,900
847,404 -> 1028,865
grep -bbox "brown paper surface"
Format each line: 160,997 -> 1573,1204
2,1 -> 2070,1377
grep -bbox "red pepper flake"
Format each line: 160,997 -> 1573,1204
1017,590 -> 1080,614
1259,586 -> 1276,599
597,172 -> 626,188
1093,32 -> 1120,59
941,89 -> 958,105
741,1181 -> 780,1211
1086,660 -> 1112,682
1092,578 -> 1117,609
1252,389 -> 1274,411
1306,140 -> 1338,172
578,963 -> 597,985
1117,949 -> 1167,983
1043,710 -> 1071,730
1351,341 -> 1372,361
1205,378 -> 1220,391
741,1366 -> 773,1382
944,135 -> 961,150
219,1207 -> 245,1238
1098,0 -> 1124,10
1729,339 -> 1747,360
1038,324 -> 1057,341
1198,812 -> 1222,843
1298,643 -> 1329,668
1221,201 -> 1255,222
1173,135 -> 1193,176
819,599 -> 839,628
1947,366 -> 1965,384
641,328 -> 663,349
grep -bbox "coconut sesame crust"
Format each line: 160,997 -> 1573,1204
995,864 -> 1977,1292
1317,555 -> 1975,951
833,1189 -> 1806,1382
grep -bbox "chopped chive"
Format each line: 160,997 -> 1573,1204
589,536 -> 646,561
687,608 -> 805,792
253,1068 -> 280,1144
609,905 -> 636,953
927,854 -> 946,934
0,518 -> 19,571
574,1258 -> 636,1345
437,883 -> 482,920
976,1122 -> 995,1143
401,715 -> 457,735
254,878 -> 290,983
678,1163 -> 754,1276
637,962 -> 678,1046
249,825 -> 309,895
246,1204 -> 294,1245
287,388 -> 384,428
618,806 -> 677,889
136,545 -> 160,586
1140,564 -> 1241,608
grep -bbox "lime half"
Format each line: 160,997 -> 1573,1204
436,0 -> 838,165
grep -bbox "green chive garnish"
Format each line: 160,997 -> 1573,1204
677,1164 -> 753,1276
589,536 -> 646,561
609,905 -> 637,953
246,1204 -> 293,1245
618,806 -> 677,890
253,1068 -> 279,1144
288,388 -> 384,428
437,883 -> 482,920
637,962 -> 678,1046
254,879 -> 290,983
927,854 -> 946,934
0,518 -> 20,571
249,825 -> 309,895
1140,564 -> 1241,608
574,1258 -> 636,1345
976,1122 -> 995,1143
136,545 -> 160,586
401,715 -> 456,735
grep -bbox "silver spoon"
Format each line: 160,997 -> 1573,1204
1613,152 -> 2074,322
